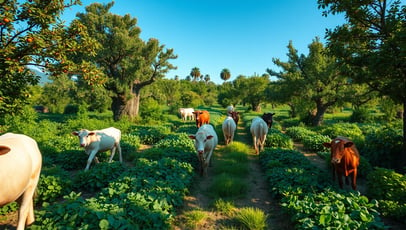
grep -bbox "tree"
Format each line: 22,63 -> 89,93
268,39 -> 353,126
220,68 -> 231,82
0,0 -> 100,118
204,74 -> 210,84
75,2 -> 177,121
234,74 -> 270,112
190,67 -> 201,81
318,0 -> 406,168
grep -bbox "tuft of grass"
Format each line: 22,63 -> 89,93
235,207 -> 268,230
209,173 -> 247,198
213,198 -> 236,216
182,209 -> 208,230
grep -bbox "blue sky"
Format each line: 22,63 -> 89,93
61,0 -> 345,84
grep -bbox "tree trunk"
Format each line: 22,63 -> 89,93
111,94 -> 126,121
122,91 -> 140,119
312,103 -> 328,126
288,102 -> 297,118
252,103 -> 261,112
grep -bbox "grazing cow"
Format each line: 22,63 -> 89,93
222,116 -> 237,145
193,110 -> 210,128
323,137 -> 360,190
250,113 -> 275,154
0,133 -> 42,230
179,108 -> 195,121
189,124 -> 218,176
229,111 -> 240,125
72,127 -> 122,171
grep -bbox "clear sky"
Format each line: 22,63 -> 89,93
61,0 -> 345,84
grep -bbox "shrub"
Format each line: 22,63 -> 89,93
265,129 -> 294,149
72,162 -> 126,192
301,133 -> 331,152
129,125 -> 170,145
366,168 -> 406,203
320,122 -> 364,143
285,126 -> 314,141
360,126 -> 403,168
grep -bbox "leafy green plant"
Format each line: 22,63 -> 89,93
182,210 -> 208,230
281,189 -> 385,230
213,198 -> 236,216
265,129 -> 294,149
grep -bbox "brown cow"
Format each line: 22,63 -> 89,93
323,136 -> 360,190
229,111 -> 240,125
193,110 -> 210,128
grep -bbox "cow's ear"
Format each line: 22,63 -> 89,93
88,132 -> 96,136
0,146 -> 11,155
271,113 -> 275,116
189,135 -> 196,140
344,142 -> 354,148
323,142 -> 331,148
72,131 -> 79,136
206,135 -> 213,140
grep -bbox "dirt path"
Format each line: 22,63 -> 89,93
171,122 -> 294,229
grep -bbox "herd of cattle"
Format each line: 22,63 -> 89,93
0,106 -> 360,229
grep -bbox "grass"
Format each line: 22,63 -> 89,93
209,173 -> 248,198
234,207 -> 268,230
182,209 -> 208,230
213,198 -> 236,216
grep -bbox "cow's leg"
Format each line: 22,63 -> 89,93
108,147 -> 116,163
16,183 -> 36,230
351,170 -> 357,190
252,135 -> 257,153
337,172 -> 344,189
117,143 -> 123,163
85,150 -> 98,170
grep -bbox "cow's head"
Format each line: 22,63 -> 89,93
261,112 -> 275,128
230,111 -> 240,124
323,138 -> 354,164
72,129 -> 95,147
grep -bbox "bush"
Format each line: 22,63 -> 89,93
320,122 -> 364,143
360,126 -> 403,168
129,125 -> 170,145
265,129 -> 294,149
366,167 -> 406,222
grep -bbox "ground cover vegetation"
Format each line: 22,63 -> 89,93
1,0 -> 405,229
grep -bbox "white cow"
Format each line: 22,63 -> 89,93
222,116 -> 236,145
189,124 -> 218,176
226,105 -> 234,116
250,117 -> 269,154
179,108 -> 195,121
0,133 -> 42,230
72,127 -> 122,171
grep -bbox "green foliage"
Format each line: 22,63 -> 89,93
209,173 -> 248,199
234,207 -> 268,230
360,126 -> 403,168
319,122 -> 364,142
36,174 -> 72,204
260,148 -> 331,197
367,167 -> 406,202
0,202 -> 18,216
282,189 -> 385,229
350,107 -> 374,123
285,126 -> 314,141
154,133 -> 195,152
265,129 -> 294,149
140,97 -> 162,124
72,162 -> 126,192
301,133 -> 331,152
213,198 -> 236,216
129,125 -> 170,145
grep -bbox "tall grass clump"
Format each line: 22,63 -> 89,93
182,210 -> 208,230
213,142 -> 249,177
235,207 -> 268,230
209,173 -> 247,199
213,198 -> 236,216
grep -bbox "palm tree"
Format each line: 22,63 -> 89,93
190,67 -> 201,81
204,74 -> 210,84
220,68 -> 231,82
